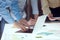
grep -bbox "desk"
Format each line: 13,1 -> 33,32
1,15 -> 60,40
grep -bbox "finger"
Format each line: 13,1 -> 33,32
18,19 -> 29,26
14,22 -> 28,32
57,18 -> 60,20
20,20 -> 29,27
49,18 -> 56,21
29,18 -> 35,22
29,21 -> 36,25
18,23 -> 28,32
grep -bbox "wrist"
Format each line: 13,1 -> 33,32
34,14 -> 39,19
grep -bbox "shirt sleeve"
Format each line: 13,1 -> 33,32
31,0 -> 39,15
41,0 -> 51,15
10,0 -> 23,22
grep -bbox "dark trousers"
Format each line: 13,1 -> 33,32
0,18 -> 6,39
50,7 -> 60,17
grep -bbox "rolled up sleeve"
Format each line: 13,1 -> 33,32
41,0 -> 51,15
10,0 -> 23,22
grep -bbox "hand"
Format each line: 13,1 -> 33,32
18,19 -> 29,27
55,17 -> 60,20
13,19 -> 30,32
28,18 -> 37,26
28,14 -> 38,26
34,14 -> 39,20
48,13 -> 57,21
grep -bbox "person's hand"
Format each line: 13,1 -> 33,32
48,13 -> 57,21
13,19 -> 30,32
34,14 -> 39,20
28,14 -> 38,26
55,17 -> 60,20
28,18 -> 37,26
18,19 -> 29,27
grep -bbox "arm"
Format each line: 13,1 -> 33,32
28,0 -> 39,26
41,0 -> 51,15
41,0 -> 57,21
11,0 -> 30,31
10,0 -> 26,31
31,0 -> 39,19
10,0 -> 23,22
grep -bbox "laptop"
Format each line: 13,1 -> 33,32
32,15 -> 47,34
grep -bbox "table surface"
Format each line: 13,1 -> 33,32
1,15 -> 60,40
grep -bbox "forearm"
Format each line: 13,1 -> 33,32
31,0 -> 39,15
